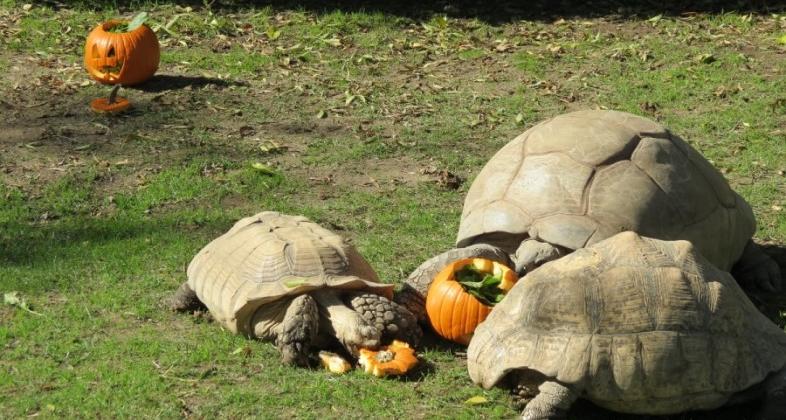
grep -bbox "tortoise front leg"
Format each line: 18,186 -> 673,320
732,240 -> 782,292
275,294 -> 319,367
520,381 -> 579,420
312,289 -> 380,356
346,292 -> 422,346
394,244 -> 512,322
170,282 -> 206,312
758,366 -> 786,420
513,239 -> 567,276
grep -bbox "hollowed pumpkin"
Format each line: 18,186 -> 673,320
84,19 -> 159,85
358,340 -> 418,377
425,258 -> 518,345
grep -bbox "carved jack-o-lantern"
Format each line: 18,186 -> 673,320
84,20 -> 160,86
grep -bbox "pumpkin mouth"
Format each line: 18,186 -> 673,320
101,61 -> 124,75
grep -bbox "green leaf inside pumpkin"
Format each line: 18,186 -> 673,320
127,12 -> 149,31
455,265 -> 506,306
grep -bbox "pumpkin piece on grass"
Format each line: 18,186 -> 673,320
84,12 -> 159,86
425,258 -> 518,345
90,85 -> 131,114
357,340 -> 418,377
318,351 -> 352,374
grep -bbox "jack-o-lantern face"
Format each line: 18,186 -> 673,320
84,20 -> 160,86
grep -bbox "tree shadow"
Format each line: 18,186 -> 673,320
32,0 -> 786,23
128,74 -> 249,94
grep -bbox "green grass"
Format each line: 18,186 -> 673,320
1,1 -> 785,419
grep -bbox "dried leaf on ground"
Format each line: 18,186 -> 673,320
464,396 -> 488,405
3,291 -> 43,316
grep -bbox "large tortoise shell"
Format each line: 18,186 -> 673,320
187,212 -> 392,335
458,110 -> 754,271
468,232 -> 786,414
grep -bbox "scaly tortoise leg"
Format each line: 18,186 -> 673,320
275,294 -> 319,367
346,292 -> 422,346
732,240 -> 782,292
311,288 -> 380,356
520,380 -> 579,420
170,282 -> 206,312
394,244 -> 512,323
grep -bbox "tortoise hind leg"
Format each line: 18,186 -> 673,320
276,294 -> 319,367
732,240 -> 782,292
758,366 -> 786,420
170,282 -> 206,312
346,292 -> 422,346
520,380 -> 579,420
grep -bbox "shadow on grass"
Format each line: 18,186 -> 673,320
129,74 -> 249,93
31,0 -> 786,23
0,213 -> 234,267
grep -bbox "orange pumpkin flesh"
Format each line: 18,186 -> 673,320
84,20 -> 160,86
358,340 -> 418,377
90,96 -> 131,113
425,258 -> 518,345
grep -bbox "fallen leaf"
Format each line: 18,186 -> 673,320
266,27 -> 281,40
231,346 -> 252,357
464,396 -> 489,405
251,162 -> 278,176
3,291 -> 43,316
778,34 -> 786,45
515,113 -> 524,124
316,110 -> 327,119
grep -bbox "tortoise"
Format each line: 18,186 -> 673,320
396,110 -> 781,321
467,231 -> 786,419
171,211 -> 421,366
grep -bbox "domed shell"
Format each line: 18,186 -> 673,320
186,211 -> 393,336
467,232 -> 786,415
458,110 -> 755,271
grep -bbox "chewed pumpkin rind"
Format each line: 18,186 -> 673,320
90,96 -> 131,113
358,340 -> 418,377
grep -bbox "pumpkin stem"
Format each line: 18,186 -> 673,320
108,85 -> 121,104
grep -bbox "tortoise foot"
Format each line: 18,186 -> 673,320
276,294 -> 319,367
519,381 -> 577,420
347,292 -> 422,346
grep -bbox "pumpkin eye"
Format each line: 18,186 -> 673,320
107,46 -> 116,57
91,45 -> 101,59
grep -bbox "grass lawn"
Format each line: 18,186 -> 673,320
1,1 -> 785,418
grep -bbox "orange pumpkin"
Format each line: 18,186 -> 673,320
425,258 -> 518,345
84,20 -> 160,85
